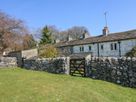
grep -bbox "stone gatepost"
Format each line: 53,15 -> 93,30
85,55 -> 91,77
64,57 -> 70,75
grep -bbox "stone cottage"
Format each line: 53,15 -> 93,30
55,27 -> 136,57
7,48 -> 38,66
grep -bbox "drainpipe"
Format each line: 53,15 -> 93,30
118,41 -> 121,57
70,46 -> 73,54
97,43 -> 100,57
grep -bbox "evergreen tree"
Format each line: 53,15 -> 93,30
40,26 -> 52,44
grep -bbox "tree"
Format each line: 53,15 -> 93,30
39,45 -> 59,58
38,25 -> 60,43
59,31 -> 68,41
22,34 -> 36,50
125,46 -> 136,57
0,10 -> 30,53
32,28 -> 42,42
47,25 -> 60,40
36,25 -> 91,44
67,26 -> 90,40
40,26 -> 52,44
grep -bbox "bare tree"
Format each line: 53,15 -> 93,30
32,28 -> 42,42
22,34 -> 36,50
34,25 -> 91,44
0,11 -> 33,54
46,25 -> 60,41
59,31 -> 68,41
67,26 -> 90,40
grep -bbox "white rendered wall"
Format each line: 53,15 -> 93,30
120,39 -> 136,56
72,39 -> 136,57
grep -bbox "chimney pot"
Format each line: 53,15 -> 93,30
103,26 -> 109,36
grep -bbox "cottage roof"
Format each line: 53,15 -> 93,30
55,29 -> 136,47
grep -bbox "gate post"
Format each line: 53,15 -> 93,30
65,57 -> 70,75
85,55 -> 91,77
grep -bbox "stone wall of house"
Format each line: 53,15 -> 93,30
7,51 -> 22,67
23,57 -> 70,74
73,39 -> 136,57
88,57 -> 136,88
0,57 -> 17,67
58,46 -> 73,56
7,48 -> 38,67
22,48 -> 38,59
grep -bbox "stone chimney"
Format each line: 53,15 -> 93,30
67,34 -> 73,41
103,26 -> 109,36
53,39 -> 60,43
80,32 -> 89,39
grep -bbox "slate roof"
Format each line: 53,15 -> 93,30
55,29 -> 136,47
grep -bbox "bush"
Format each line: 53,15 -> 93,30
39,45 -> 59,58
125,46 -> 136,57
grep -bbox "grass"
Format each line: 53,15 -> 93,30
0,68 -> 135,102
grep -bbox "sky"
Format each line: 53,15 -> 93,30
0,0 -> 136,36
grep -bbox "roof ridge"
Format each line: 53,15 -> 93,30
108,29 -> 136,35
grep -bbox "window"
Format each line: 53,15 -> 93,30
79,46 -> 84,52
101,45 -> 104,50
111,43 -> 117,50
70,47 -> 73,53
88,45 -> 91,51
111,44 -> 113,50
114,43 -> 117,50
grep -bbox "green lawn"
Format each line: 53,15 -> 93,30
0,68 -> 135,102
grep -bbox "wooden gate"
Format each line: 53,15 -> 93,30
70,58 -> 86,77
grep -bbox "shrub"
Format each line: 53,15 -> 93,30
125,46 -> 136,57
39,45 -> 59,58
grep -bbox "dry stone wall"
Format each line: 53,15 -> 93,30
88,57 -> 136,88
0,57 -> 17,67
22,56 -> 136,88
23,57 -> 70,74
